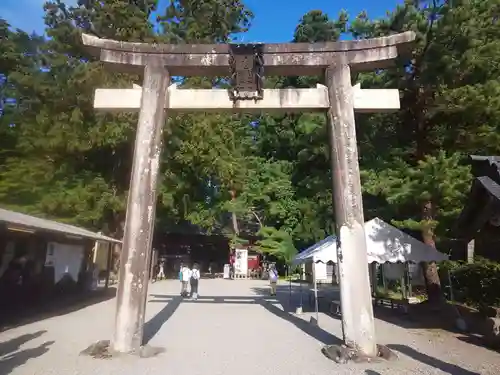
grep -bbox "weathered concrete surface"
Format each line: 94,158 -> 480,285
1,280 -> 499,375
326,59 -> 376,356
112,64 -> 170,353
81,32 -> 415,76
93,84 -> 400,114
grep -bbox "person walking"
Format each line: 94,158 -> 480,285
179,262 -> 184,295
157,261 -> 165,280
190,263 -> 200,300
181,263 -> 191,297
152,262 -> 159,283
269,264 -> 278,296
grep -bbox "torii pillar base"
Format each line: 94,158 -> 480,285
322,343 -> 398,364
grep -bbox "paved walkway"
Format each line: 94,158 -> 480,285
1,279 -> 499,375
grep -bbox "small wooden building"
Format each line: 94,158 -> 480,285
453,155 -> 500,261
0,207 -> 120,311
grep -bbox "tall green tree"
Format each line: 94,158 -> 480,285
158,0 -> 252,43
0,1 -> 158,236
353,0 -> 500,302
255,10 -> 348,247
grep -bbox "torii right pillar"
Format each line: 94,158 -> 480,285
326,56 -> 376,356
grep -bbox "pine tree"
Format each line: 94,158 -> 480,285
353,0 -> 500,303
0,1 -> 158,235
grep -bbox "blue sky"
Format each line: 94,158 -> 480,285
1,0 -> 403,42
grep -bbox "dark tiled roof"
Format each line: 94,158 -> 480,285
478,176 -> 500,201
469,155 -> 500,183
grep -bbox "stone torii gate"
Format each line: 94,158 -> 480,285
82,31 -> 415,358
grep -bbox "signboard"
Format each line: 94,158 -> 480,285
228,43 -> 264,101
223,264 -> 231,279
234,248 -> 248,276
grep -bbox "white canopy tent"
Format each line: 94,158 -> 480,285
293,235 -> 337,266
291,218 -> 449,322
292,217 -> 448,266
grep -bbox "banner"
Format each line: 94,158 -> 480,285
234,248 -> 248,276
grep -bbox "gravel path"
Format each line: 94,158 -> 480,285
1,279 -> 499,375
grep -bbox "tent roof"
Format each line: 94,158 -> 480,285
0,207 -> 121,244
292,235 -> 337,265
292,218 -> 448,265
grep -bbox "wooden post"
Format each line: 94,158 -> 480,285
150,248 -> 158,281
370,263 -> 378,296
105,242 -> 112,289
325,57 -> 377,357
467,239 -> 475,264
111,64 -> 170,354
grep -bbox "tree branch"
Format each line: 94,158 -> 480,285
250,209 -> 263,228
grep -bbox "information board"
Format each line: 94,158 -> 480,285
234,248 -> 248,276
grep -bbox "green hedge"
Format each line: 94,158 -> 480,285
441,258 -> 500,307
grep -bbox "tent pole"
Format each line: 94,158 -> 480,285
400,263 -> 407,300
314,263 -> 319,323
381,263 -> 387,293
299,266 -> 303,308
370,262 -> 378,297
406,263 -> 412,297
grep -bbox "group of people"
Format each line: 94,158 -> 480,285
152,259 -> 279,299
179,263 -> 200,300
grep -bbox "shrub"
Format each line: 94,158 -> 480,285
443,258 -> 500,307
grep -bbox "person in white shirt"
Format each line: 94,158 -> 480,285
190,263 -> 200,300
181,264 -> 191,297
157,261 -> 165,280
268,264 -> 278,296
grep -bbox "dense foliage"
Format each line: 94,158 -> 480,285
2,0 -> 500,298
441,259 -> 500,308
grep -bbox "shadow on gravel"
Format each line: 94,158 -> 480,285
252,286 -> 341,345
258,299 -> 341,345
456,334 -> 500,353
252,285 -> 334,314
0,288 -> 116,332
0,330 -> 54,374
387,344 -> 480,375
143,296 -> 183,344
150,287 -> 341,346
268,284 -> 496,355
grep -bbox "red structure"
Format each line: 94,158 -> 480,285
229,249 -> 261,271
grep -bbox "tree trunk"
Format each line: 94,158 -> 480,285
109,216 -> 125,274
420,200 -> 444,304
229,189 -> 239,279
230,189 -> 240,235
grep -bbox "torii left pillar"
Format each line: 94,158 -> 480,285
112,63 -> 170,353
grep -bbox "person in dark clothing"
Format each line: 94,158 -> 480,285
152,263 -> 159,283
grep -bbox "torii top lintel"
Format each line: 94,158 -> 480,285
81,31 -> 416,76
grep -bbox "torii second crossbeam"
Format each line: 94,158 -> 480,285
93,83 -> 400,113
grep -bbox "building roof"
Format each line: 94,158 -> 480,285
453,175 -> 500,240
0,207 -> 121,244
469,155 -> 500,183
